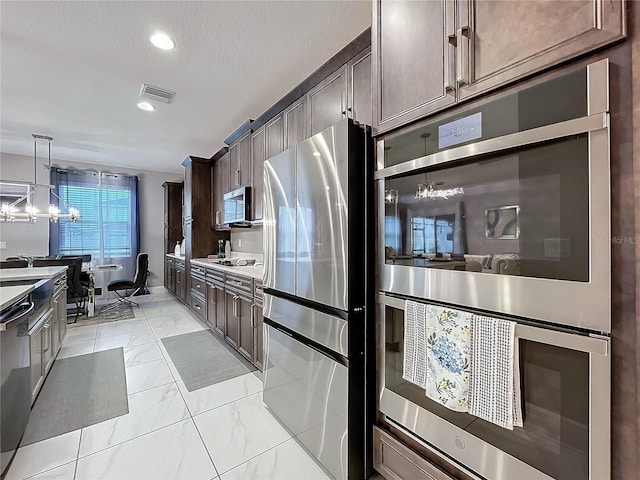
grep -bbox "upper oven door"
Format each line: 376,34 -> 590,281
376,59 -> 611,333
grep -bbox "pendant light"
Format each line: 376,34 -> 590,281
0,134 -> 80,223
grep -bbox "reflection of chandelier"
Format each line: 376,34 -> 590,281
0,135 -> 80,223
384,189 -> 398,204
415,183 -> 464,200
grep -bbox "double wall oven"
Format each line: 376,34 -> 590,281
376,59 -> 611,480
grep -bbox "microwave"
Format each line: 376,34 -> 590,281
376,58 -> 611,333
223,186 -> 251,225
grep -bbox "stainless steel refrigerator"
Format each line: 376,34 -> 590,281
262,118 -> 373,480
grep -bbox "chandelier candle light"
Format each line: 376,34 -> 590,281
0,135 -> 80,223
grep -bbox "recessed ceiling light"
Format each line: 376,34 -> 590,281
137,101 -> 156,111
150,32 -> 175,50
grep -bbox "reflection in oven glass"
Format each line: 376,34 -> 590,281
384,306 -> 589,480
384,135 -> 589,282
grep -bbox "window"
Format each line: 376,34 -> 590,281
412,215 -> 454,255
49,169 -> 139,276
57,184 -> 133,258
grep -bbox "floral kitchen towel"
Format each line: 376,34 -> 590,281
402,300 -> 429,388
425,305 -> 472,412
468,315 -> 523,430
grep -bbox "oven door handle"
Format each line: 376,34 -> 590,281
0,301 -> 35,330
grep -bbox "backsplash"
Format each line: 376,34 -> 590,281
230,226 -> 263,254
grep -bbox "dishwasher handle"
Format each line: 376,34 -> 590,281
0,301 -> 35,331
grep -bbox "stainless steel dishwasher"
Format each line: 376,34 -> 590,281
1,279 -> 52,476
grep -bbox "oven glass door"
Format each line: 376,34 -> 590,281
380,299 -> 609,480
383,134 -> 589,282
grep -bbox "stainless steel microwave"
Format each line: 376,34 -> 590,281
376,59 -> 611,333
223,186 -> 251,225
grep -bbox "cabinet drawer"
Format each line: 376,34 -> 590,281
190,274 -> 206,295
190,292 -> 206,320
225,272 -> 253,295
374,427 -> 453,480
206,267 -> 225,285
174,260 -> 185,272
191,264 -> 206,278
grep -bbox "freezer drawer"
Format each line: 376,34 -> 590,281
263,324 -> 348,480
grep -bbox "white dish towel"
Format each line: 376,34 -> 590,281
424,304 -> 472,412
468,315 -> 523,430
402,300 -> 428,389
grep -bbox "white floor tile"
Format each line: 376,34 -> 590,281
56,340 -> 95,359
177,373 -> 263,416
79,383 -> 189,457
96,318 -> 152,340
75,419 -> 217,480
63,325 -> 97,344
147,314 -> 204,340
220,438 -> 331,480
141,302 -> 190,318
122,342 -> 164,367
125,358 -> 174,394
26,461 -> 76,480
193,393 -> 292,474
5,431 -> 81,480
93,330 -> 156,351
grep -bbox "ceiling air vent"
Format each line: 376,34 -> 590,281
140,84 -> 176,104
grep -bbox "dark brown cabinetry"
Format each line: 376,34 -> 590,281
251,127 -> 265,221
163,182 -> 183,288
374,427 -> 454,480
253,280 -> 264,370
457,0 -> 626,101
372,0 -> 456,135
307,65 -> 349,137
224,290 -> 239,349
212,151 -> 230,229
174,258 -> 187,303
265,114 -> 284,158
206,268 -> 225,336
224,272 -> 254,361
284,97 -> 307,149
190,264 -> 207,321
372,0 -> 625,135
348,49 -> 372,127
229,132 -> 252,189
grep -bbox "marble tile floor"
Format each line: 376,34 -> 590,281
6,287 -> 332,480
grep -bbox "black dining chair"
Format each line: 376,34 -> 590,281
32,257 -> 88,321
0,260 -> 28,269
102,253 -> 149,312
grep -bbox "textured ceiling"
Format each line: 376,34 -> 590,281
0,0 -> 371,174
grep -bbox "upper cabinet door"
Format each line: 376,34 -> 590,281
307,65 -> 348,137
372,0 -> 456,135
457,0 -> 626,101
251,127 -> 266,221
213,153 -> 230,228
348,49 -> 372,127
284,97 -> 307,149
265,114 -> 284,159
229,132 -> 251,188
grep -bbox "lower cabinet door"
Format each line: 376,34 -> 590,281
237,295 -> 253,363
58,296 -> 67,343
206,282 -> 216,330
30,328 -> 43,403
225,292 -> 239,348
214,284 -> 225,336
253,302 -> 264,370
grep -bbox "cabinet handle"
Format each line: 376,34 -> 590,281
444,33 -> 456,91
228,280 -> 244,287
232,295 -> 238,318
456,28 -> 470,86
216,211 -> 221,225
235,169 -> 240,186
194,304 -> 201,310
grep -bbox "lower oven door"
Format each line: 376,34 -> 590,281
378,294 -> 610,480
263,321 -> 348,480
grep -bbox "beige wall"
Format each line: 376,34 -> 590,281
0,152 -> 182,286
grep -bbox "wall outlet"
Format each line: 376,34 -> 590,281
0,242 -> 6,249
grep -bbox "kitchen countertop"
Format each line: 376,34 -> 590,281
0,266 -> 67,282
191,258 -> 264,281
0,284 -> 36,311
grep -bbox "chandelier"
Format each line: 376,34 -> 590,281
415,182 -> 464,200
0,134 -> 80,223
